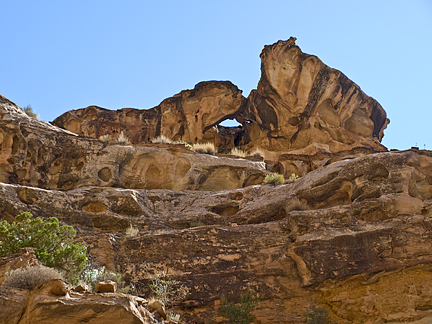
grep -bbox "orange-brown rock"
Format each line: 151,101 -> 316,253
241,38 -> 389,158
52,81 -> 245,146
95,280 -> 117,293
0,94 -> 266,192
0,284 -> 159,324
52,38 -> 389,162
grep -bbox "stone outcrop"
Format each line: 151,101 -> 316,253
241,38 -> 389,158
52,81 -> 245,147
2,38 -> 428,324
0,283 -> 160,324
0,94 -> 266,192
52,38 -> 388,162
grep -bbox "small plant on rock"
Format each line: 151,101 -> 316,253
191,142 -> 217,155
263,172 -> 285,185
219,291 -> 260,324
2,265 -> 63,290
23,105 -> 38,119
125,224 -> 139,237
288,173 -> 299,182
230,147 -> 247,158
152,135 -> 173,144
116,131 -> 131,145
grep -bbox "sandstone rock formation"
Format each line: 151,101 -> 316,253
0,94 -> 266,192
0,283 -> 160,324
52,38 -> 388,163
3,38 -> 429,324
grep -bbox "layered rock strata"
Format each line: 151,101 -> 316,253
53,38 -> 388,161
0,94 -> 266,192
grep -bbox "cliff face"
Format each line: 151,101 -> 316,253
3,39 -> 431,324
52,38 -> 388,161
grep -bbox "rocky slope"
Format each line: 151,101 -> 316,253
2,39 -> 430,324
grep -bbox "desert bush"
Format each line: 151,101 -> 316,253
219,291 -> 260,324
305,303 -> 335,324
23,105 -> 38,119
191,142 -> 217,155
263,173 -> 285,185
126,224 -> 139,237
152,135 -> 172,144
0,212 -> 87,282
2,265 -> 63,290
167,310 -> 181,323
116,131 -> 131,145
248,149 -> 265,160
230,147 -> 247,158
79,262 -> 127,292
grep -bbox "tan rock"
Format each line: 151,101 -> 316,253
1,286 -> 159,324
95,280 -> 117,293
147,299 -> 167,320
72,283 -> 89,293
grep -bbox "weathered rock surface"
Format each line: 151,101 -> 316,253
2,143 -> 432,323
52,38 -> 388,162
52,81 -> 245,147
0,94 -> 266,192
241,38 -> 389,158
2,38 -> 429,324
0,284 -> 160,324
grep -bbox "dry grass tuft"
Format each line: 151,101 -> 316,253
191,142 -> 217,155
126,224 -> 139,237
98,134 -> 111,142
2,265 -> 63,290
116,131 -> 131,145
285,197 -> 308,213
151,135 -> 172,144
230,147 -> 247,158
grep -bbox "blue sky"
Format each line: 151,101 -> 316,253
1,0 -> 431,150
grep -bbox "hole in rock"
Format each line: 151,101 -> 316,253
218,119 -> 242,127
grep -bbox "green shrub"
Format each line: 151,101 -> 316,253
2,265 -> 63,290
288,173 -> 299,182
305,303 -> 335,324
0,212 -> 87,281
148,271 -> 189,306
23,105 -> 38,119
263,173 -> 285,185
219,291 -> 260,324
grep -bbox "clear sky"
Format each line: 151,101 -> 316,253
1,0 -> 431,150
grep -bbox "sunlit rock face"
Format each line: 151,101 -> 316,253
52,38 -> 389,162
0,95 -> 265,192
52,81 -> 245,146
240,38 -> 389,158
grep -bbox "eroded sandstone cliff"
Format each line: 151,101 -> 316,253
3,39 -> 431,324
52,37 -> 388,163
